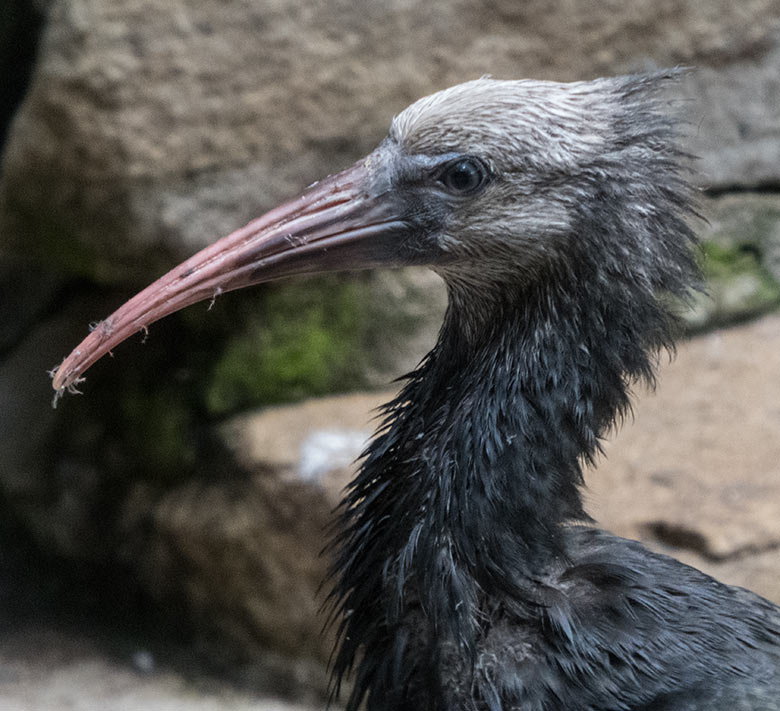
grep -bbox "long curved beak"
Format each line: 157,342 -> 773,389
51,159 -> 408,398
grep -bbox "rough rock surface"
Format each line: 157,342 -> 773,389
705,193 -> 780,285
684,40 -> 780,189
118,470 -> 337,697
110,392 -> 397,698
590,316 -> 780,601
687,194 -> 780,329
2,0 -> 780,278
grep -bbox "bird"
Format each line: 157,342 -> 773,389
52,71 -> 780,710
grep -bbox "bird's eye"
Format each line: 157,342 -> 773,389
437,157 -> 488,195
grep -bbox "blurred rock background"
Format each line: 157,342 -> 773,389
1,1 -> 779,708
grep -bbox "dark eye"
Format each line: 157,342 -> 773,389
438,157 -> 488,194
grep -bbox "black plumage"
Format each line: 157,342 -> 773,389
52,71 -> 780,710
327,73 -> 780,710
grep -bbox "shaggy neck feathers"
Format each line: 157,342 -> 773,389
330,241 -> 695,708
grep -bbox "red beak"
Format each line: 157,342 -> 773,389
51,159 -> 409,397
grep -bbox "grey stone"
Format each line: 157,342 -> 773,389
705,193 -> 780,282
590,315 -> 780,604
2,0 -> 780,280
683,41 -> 780,190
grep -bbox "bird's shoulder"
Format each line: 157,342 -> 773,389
468,527 -> 780,710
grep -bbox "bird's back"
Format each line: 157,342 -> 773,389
435,527 -> 780,711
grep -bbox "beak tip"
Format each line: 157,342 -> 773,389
50,356 -> 84,395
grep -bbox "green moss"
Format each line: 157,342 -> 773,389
701,241 -> 776,291
203,277 -> 371,415
696,241 -> 780,327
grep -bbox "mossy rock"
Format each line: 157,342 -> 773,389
687,237 -> 780,330
202,270 -> 444,416
703,193 -> 780,280
687,194 -> 780,330
47,268 -> 440,495
203,277 -> 369,414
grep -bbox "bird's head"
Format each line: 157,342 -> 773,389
382,73 -> 696,295
51,72 -> 697,396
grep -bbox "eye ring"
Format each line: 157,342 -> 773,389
437,156 -> 489,195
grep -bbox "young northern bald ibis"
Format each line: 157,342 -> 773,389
52,72 -> 780,710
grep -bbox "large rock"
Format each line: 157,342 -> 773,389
2,0 -> 780,279
113,393 -> 391,697
118,472 -> 337,699
591,315 -> 780,603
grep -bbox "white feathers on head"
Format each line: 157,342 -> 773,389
389,77 -> 618,171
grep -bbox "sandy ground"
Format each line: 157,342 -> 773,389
0,624 -> 321,711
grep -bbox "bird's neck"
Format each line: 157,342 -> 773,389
331,271 -> 672,702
